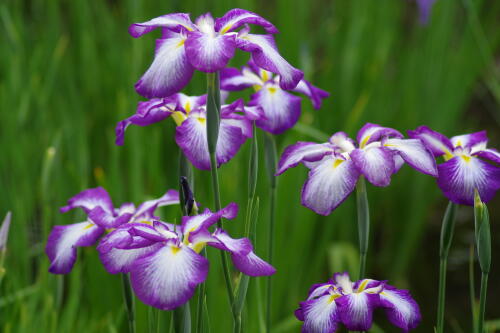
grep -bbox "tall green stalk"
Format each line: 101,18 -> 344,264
356,177 -> 369,279
263,132 -> 277,333
121,273 -> 136,333
206,72 -> 235,316
436,201 -> 458,333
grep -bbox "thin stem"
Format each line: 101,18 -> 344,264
234,315 -> 242,333
196,249 -> 207,333
173,303 -> 191,333
356,177 -> 369,279
121,273 -> 136,333
469,245 -> 478,333
266,184 -> 276,333
437,258 -> 447,333
477,272 -> 488,333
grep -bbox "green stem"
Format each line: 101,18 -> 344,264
469,245 -> 478,333
437,258 -> 447,333
195,249 -> 207,333
173,303 -> 191,333
477,272 -> 488,333
121,273 -> 136,333
356,177 -> 369,279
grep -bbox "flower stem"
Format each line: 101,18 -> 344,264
469,244 -> 478,333
356,177 -> 369,279
477,272 -> 488,333
121,273 -> 136,333
436,201 -> 458,333
173,303 -> 191,333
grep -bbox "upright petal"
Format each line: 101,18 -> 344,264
292,79 -> 330,109
383,138 -> 438,177
336,292 -> 379,331
301,156 -> 359,215
46,222 -> 104,274
215,9 -> 278,34
236,34 -> 303,90
250,83 -> 302,134
450,131 -> 488,149
277,142 -> 335,175
298,294 -> 340,333
133,189 -> 180,220
350,147 -> 396,187
60,187 -> 114,214
407,126 -> 454,158
135,34 -> 194,99
329,132 -> 356,153
184,31 -> 236,72
175,93 -> 207,113
130,245 -> 209,310
379,286 -> 421,332
356,123 -> 403,148
437,156 -> 500,205
129,13 -> 196,38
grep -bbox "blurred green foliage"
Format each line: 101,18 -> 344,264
1,0 -> 499,332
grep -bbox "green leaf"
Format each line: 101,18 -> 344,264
474,191 -> 491,274
206,72 -> 221,155
439,201 -> 458,258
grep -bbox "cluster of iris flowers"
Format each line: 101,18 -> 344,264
41,5 -> 500,333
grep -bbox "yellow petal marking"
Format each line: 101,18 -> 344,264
171,246 -> 181,254
171,111 -> 187,126
176,39 -> 185,48
267,87 -> 277,94
360,135 -> 371,149
184,101 -> 191,113
333,159 -> 344,169
220,24 -> 232,34
83,223 -> 94,230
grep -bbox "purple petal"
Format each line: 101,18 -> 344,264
0,212 -> 12,250
380,285 -> 421,332
175,93 -> 207,113
135,34 -> 194,99
292,79 -> 330,109
250,82 -> 302,134
333,272 -> 354,293
184,31 -> 236,72
129,13 -> 196,38
307,283 -> 335,300
220,67 -> 263,91
351,147 -> 396,187
215,9 -> 278,34
384,138 -> 438,177
129,224 -> 175,243
277,142 -> 335,175
231,250 -> 276,276
87,206 -> 133,229
130,244 -> 209,310
181,203 -> 238,235
99,243 -> 162,274
236,33 -> 303,90
46,222 -> 104,274
115,98 -> 175,146
474,149 -> 500,164
133,189 -> 180,220
336,292 -> 379,331
407,126 -> 454,158
356,123 -> 403,148
298,294 -> 340,333
416,0 -> 437,24
208,229 -> 253,256
60,187 -> 114,215
437,155 -> 500,205
451,130 -> 488,149
301,155 -> 360,215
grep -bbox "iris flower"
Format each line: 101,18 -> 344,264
129,9 -> 303,99
116,93 -> 262,170
277,123 -> 438,215
295,272 -> 421,332
99,203 -> 275,310
220,61 -> 329,134
408,126 -> 500,205
46,187 -> 179,274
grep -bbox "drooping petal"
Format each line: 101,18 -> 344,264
407,126 -> 454,158
231,250 -> 276,276
0,212 -> 12,250
336,292 -> 379,331
292,79 -> 330,109
383,138 -> 438,177
135,34 -> 194,99
474,148 -> 500,164
115,98 -> 175,146
215,9 -> 278,34
207,229 -> 253,256
184,31 -> 236,72
350,147 -> 396,187
60,187 -> 114,215
329,132 -> 356,153
298,294 -> 340,333
220,67 -> 263,91
437,155 -> 500,205
46,222 -> 104,274
236,33 -> 303,90
301,155 -> 360,215
99,242 -> 162,274
129,13 -> 196,38
379,286 -> 421,332
276,142 -> 335,175
356,123 -> 403,149
250,82 -> 302,134
450,130 -> 488,149
130,244 -> 209,310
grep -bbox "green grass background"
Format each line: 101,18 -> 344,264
1,0 -> 499,332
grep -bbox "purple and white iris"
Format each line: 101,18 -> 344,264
46,187 -> 179,274
295,272 -> 421,332
277,123 -> 438,215
409,126 -> 500,205
129,9 -> 303,99
116,93 -> 259,170
220,61 -> 329,134
99,203 -> 275,310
